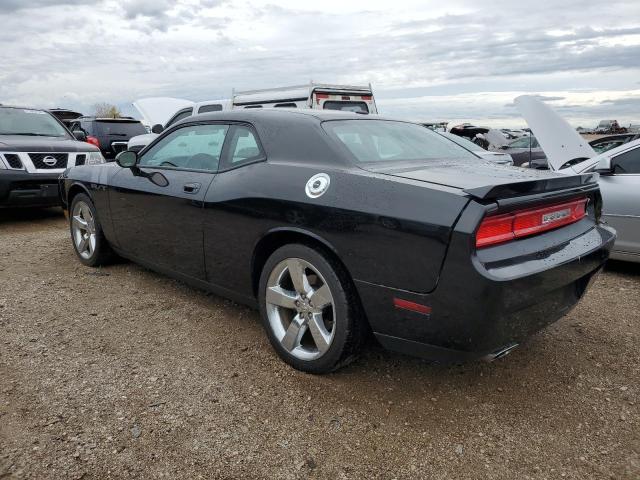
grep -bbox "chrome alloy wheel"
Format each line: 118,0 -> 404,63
265,258 -> 336,361
71,201 -> 97,260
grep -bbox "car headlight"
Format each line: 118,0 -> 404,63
86,151 -> 106,165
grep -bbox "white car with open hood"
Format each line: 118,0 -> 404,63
515,95 -> 640,262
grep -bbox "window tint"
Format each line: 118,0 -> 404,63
611,147 -> 640,174
139,124 -> 228,171
166,109 -> 193,127
274,103 -> 297,108
221,125 -> 264,168
324,120 -> 476,163
198,104 -> 223,114
323,101 -> 369,114
95,120 -> 146,137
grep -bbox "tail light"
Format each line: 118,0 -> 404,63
361,95 -> 372,101
476,198 -> 588,248
86,135 -> 100,148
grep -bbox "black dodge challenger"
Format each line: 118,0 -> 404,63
60,109 -> 615,373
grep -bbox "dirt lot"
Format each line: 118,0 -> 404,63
0,209 -> 638,479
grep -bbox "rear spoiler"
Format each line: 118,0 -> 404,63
463,172 -> 600,201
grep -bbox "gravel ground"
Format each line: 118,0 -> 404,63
1,209 -> 638,479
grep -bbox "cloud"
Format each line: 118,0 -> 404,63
0,0 -> 638,127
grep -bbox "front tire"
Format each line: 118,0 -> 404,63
69,193 -> 114,267
259,244 -> 364,374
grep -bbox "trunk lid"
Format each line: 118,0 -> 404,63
363,158 -> 599,200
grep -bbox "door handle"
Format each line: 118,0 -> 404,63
183,182 -> 201,194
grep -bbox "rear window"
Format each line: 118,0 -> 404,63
323,101 -> 369,114
198,104 -> 223,113
94,120 -> 147,137
324,120 -> 477,163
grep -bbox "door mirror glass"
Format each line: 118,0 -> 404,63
116,150 -> 138,168
151,124 -> 164,134
73,130 -> 87,141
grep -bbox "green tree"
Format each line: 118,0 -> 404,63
92,102 -> 122,118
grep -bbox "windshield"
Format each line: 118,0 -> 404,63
0,107 -> 69,137
324,120 -> 477,163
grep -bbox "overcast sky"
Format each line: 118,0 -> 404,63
0,0 -> 639,127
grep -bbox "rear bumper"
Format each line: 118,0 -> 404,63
356,222 -> 615,363
0,170 -> 62,208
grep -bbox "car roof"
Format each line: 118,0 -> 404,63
0,104 -> 49,112
173,108 -> 406,128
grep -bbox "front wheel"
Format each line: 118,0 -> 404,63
69,193 -> 114,267
259,244 -> 364,374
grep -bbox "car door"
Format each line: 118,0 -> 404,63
109,122 -> 229,279
599,146 -> 640,256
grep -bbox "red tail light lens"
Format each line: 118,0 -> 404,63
86,135 -> 100,148
361,95 -> 372,101
476,198 -> 588,248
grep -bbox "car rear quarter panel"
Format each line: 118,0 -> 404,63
202,160 -> 469,296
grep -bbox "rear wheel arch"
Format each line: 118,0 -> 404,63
251,229 -> 353,298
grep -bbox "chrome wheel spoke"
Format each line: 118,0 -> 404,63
281,314 -> 306,352
266,257 -> 336,361
72,215 -> 88,231
287,259 -> 310,295
266,286 -> 298,310
78,236 -> 89,253
308,313 -> 331,354
309,284 -> 332,310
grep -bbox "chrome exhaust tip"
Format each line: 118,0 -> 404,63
482,343 -> 519,362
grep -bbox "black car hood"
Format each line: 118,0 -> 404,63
362,158 -> 599,200
0,135 -> 98,153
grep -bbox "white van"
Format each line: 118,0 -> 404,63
231,83 -> 377,114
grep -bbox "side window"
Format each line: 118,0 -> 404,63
611,148 -> 640,174
139,124 -> 228,171
166,108 -> 193,128
198,104 -> 223,114
221,125 -> 264,169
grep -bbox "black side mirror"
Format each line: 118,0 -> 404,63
151,124 -> 164,134
116,150 -> 138,168
73,130 -> 87,142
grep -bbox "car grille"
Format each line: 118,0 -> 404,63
111,143 -> 128,154
28,153 -> 68,169
4,154 -> 23,169
75,154 -> 86,166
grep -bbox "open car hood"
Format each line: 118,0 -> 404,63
132,97 -> 194,127
514,95 -> 596,171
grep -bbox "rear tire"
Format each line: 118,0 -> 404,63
259,244 -> 364,374
69,193 -> 114,267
